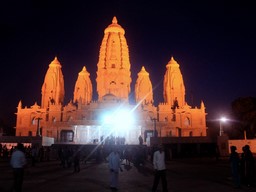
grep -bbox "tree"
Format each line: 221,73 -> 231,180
0,118 -> 15,136
231,97 -> 256,139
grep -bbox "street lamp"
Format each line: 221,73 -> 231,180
219,117 -> 227,136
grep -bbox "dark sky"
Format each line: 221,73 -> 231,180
1,0 -> 256,126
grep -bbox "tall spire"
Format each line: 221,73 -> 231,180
163,57 -> 185,107
96,17 -> 131,101
112,16 -> 118,24
135,66 -> 153,104
41,57 -> 65,108
73,66 -> 93,104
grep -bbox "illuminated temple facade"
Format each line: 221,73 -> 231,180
15,17 -> 207,145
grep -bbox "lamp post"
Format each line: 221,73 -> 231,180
219,117 -> 227,136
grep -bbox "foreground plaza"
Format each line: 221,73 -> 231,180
1,154 -> 255,192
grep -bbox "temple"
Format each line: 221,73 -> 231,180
15,17 -> 207,145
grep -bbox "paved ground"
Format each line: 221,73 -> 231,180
0,157 -> 255,192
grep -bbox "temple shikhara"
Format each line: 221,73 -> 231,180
15,17 -> 207,145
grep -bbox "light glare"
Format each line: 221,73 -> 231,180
220,117 -> 227,122
101,109 -> 135,129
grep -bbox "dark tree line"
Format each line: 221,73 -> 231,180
231,96 -> 256,139
0,118 -> 15,136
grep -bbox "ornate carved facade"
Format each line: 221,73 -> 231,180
15,17 -> 207,144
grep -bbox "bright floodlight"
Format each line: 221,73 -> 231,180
115,110 -> 134,125
101,109 -> 135,130
219,117 -> 227,136
220,117 -> 227,122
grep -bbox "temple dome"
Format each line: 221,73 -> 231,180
102,93 -> 118,102
104,16 -> 125,34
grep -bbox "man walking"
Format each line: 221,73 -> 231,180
10,143 -> 27,192
106,146 -> 122,191
152,144 -> 168,192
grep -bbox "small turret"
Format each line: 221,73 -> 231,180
135,66 -> 153,104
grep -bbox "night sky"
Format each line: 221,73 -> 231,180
1,0 -> 256,127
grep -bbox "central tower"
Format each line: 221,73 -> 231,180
96,16 -> 131,101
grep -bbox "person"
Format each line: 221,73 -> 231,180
10,143 -> 27,192
229,146 -> 240,188
139,135 -> 143,145
123,146 -> 132,166
31,145 -> 38,167
73,149 -> 81,173
152,144 -> 168,192
106,146 -> 122,191
240,145 -> 255,187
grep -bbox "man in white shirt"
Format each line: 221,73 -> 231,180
106,146 -> 122,190
10,143 -> 27,192
152,144 -> 168,192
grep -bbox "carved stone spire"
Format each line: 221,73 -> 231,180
41,57 -> 65,108
163,57 -> 185,107
135,66 -> 153,104
96,17 -> 131,101
73,66 -> 93,104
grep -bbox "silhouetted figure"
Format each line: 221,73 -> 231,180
123,147 -> 132,166
10,143 -> 27,192
73,149 -> 81,173
38,146 -> 44,162
229,146 -> 240,188
67,147 -> 73,168
152,145 -> 168,192
58,147 -> 66,168
214,144 -> 220,161
100,135 -> 104,144
240,145 -> 255,187
3,145 -> 8,159
31,146 -> 38,167
96,145 -> 103,163
45,147 -> 51,161
139,135 -> 143,145
172,97 -> 179,109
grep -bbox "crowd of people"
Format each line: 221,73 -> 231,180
2,141 -> 256,192
56,144 -> 149,169
3,142 -> 163,191
0,143 -> 51,164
